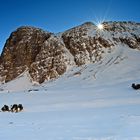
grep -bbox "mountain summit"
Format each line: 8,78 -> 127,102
0,21 -> 140,84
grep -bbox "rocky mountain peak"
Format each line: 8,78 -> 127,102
0,26 -> 51,83
0,21 -> 140,84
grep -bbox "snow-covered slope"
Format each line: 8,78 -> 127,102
0,42 -> 140,139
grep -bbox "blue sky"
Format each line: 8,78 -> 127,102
0,0 -> 140,53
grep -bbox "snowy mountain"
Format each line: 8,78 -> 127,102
0,21 -> 140,84
0,21 -> 140,139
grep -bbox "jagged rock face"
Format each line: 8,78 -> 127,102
0,27 -> 74,83
29,36 -> 74,83
0,21 -> 140,84
103,22 -> 140,49
0,26 -> 51,83
62,22 -> 113,66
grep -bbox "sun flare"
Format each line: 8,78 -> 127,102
97,24 -> 104,30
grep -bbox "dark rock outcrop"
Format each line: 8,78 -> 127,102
0,26 -> 51,83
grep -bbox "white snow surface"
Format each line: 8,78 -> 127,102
0,45 -> 140,140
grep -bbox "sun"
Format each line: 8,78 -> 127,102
97,23 -> 104,30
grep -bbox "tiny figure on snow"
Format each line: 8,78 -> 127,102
11,104 -> 23,113
132,83 -> 140,90
1,105 -> 10,112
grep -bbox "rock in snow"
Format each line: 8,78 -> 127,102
0,21 -> 140,84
